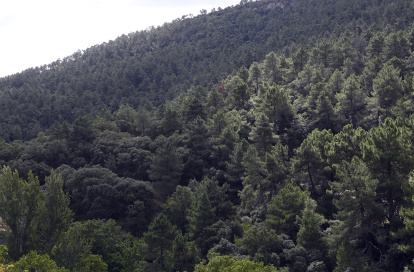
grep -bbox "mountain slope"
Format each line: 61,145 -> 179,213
0,0 -> 412,140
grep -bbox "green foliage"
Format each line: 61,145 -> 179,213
12,251 -> 69,272
143,214 -> 178,271
164,232 -> 200,272
296,198 -> 326,250
266,183 -> 310,238
194,252 -> 285,272
148,135 -> 184,195
0,167 -> 43,260
38,169 -> 73,254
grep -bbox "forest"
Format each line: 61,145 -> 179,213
1,0 -> 414,271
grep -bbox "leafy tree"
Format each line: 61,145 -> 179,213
260,86 -> 294,134
236,223 -> 282,266
230,83 -> 250,110
194,252 -> 285,272
291,128 -> 333,194
225,139 -> 249,192
13,251 -> 69,272
239,144 -> 267,216
265,142 -> 289,190
38,170 -> 73,254
0,167 -> 43,260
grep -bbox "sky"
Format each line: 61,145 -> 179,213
0,0 -> 240,78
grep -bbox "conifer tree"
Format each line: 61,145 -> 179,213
144,214 -> 178,271
148,136 -> 184,195
373,64 -> 404,119
249,113 -> 278,157
362,118 -> 413,229
335,74 -> 367,127
266,183 -> 310,238
187,191 -> 216,240
264,52 -> 280,84
296,198 -> 326,251
249,62 -> 262,93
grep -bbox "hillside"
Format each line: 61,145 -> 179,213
1,0 -> 414,271
0,0 -> 412,141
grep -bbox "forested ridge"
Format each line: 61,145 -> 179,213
1,0 -> 414,271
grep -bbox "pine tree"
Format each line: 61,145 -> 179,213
335,74 -> 367,127
373,64 -> 404,119
296,198 -> 326,251
249,113 -> 278,157
187,191 -> 216,240
165,232 -> 201,272
264,52 -> 280,84
148,136 -> 184,196
144,214 -> 178,271
266,183 -> 310,238
249,62 -> 262,93
362,118 -> 413,230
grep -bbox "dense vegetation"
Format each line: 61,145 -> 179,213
1,0 -> 414,271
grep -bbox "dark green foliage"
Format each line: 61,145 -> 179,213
60,166 -> 155,235
2,1 -> 414,270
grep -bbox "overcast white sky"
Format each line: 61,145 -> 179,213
0,0 -> 240,78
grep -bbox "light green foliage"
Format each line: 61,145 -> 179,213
53,219 -> 140,272
39,169 -> 73,254
13,251 -> 69,272
0,167 -> 43,260
194,253 -> 285,272
236,223 -> 282,265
